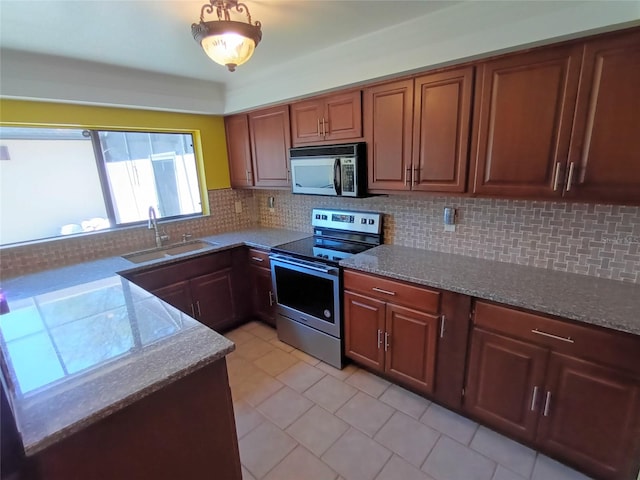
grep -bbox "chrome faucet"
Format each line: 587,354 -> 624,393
148,206 -> 169,247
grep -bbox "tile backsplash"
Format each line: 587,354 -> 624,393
255,191 -> 640,284
3,187 -> 639,284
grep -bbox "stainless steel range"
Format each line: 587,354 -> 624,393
270,208 -> 383,368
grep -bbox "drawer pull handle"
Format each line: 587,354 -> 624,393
566,162 -> 576,192
268,291 -> 274,306
531,329 -> 574,343
439,315 -> 446,338
196,300 -> 202,317
530,386 -> 539,411
552,162 -> 562,191
190,304 -> 196,317
372,287 -> 396,296
384,332 -> 390,352
251,257 -> 264,262
543,391 -> 552,416
377,329 -> 382,349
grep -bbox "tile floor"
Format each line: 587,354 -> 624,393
224,321 -> 593,480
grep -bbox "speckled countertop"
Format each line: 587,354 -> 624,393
0,228 -> 309,456
340,245 -> 640,336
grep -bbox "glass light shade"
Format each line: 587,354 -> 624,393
201,33 -> 256,72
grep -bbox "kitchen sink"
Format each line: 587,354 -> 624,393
122,240 -> 219,264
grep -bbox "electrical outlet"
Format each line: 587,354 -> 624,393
234,201 -> 242,214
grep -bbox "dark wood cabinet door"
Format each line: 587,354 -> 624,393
249,106 -> 291,187
470,44 -> 582,198
385,303 -> 439,394
250,265 -> 276,327
225,114 -> 253,188
190,269 -> 236,331
290,99 -> 324,145
344,291 -> 386,372
566,28 -> 640,204
537,353 -> 640,480
465,329 -> 548,443
364,79 -> 414,191
151,280 -> 192,315
434,292 -> 472,410
325,91 -> 362,142
412,67 -> 473,193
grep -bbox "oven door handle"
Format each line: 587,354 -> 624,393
270,255 -> 337,274
333,158 -> 342,195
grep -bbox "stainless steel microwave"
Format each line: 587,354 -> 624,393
290,143 -> 367,197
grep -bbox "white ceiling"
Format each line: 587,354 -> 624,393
1,1 -> 639,114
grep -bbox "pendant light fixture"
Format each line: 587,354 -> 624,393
191,0 -> 262,72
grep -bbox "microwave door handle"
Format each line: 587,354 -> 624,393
333,158 -> 342,195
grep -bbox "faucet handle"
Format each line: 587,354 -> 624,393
182,233 -> 193,243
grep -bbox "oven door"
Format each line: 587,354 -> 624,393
270,254 -> 341,338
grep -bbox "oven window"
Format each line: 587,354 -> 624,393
273,265 -> 335,323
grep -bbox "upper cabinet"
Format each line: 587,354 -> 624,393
248,105 -> 291,188
364,67 -> 473,193
290,91 -> 362,145
363,79 -> 415,191
469,44 -> 583,198
470,27 -> 640,203
565,29 -> 640,203
225,114 -> 253,188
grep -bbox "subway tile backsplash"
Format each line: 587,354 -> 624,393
254,191 -> 640,284
2,188 -> 639,284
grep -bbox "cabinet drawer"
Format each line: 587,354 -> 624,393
474,300 -> 640,376
247,248 -> 270,268
344,270 -> 440,313
129,251 -> 232,291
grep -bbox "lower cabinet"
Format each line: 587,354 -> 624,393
345,269 -> 467,399
124,250 -> 243,332
247,248 -> 276,327
465,300 -> 640,480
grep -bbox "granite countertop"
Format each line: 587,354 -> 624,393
340,245 -> 640,337
0,228 -> 309,456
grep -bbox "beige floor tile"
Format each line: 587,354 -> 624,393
492,465 -> 528,480
270,337 -> 295,352
304,375 -> 358,413
239,421 -> 297,479
420,403 -> 478,445
422,436 -> 496,480
286,405 -> 350,456
531,454 -> 593,480
234,401 -> 265,439
263,445 -> 338,480
225,329 -> 256,346
322,428 -> 392,480
235,337 -> 275,361
253,349 -> 299,376
227,356 -> 262,385
376,455 -> 435,480
242,465 -> 257,480
317,361 -> 359,380
291,348 -> 322,366
470,427 -> 536,478
240,321 -> 263,332
277,361 -> 326,392
251,322 -> 278,340
379,384 -> 431,419
335,391 -> 395,437
257,386 -> 314,429
345,369 -> 391,398
374,411 -> 439,467
234,370 -> 285,407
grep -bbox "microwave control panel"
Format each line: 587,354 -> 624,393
312,208 -> 382,235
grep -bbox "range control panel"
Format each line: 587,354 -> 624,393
311,208 -> 382,235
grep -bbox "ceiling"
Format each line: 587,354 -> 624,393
1,1 -> 639,114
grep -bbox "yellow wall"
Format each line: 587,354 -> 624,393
0,99 -> 231,196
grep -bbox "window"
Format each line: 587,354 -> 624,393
0,127 -> 203,245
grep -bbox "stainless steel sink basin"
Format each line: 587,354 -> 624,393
122,240 -> 219,264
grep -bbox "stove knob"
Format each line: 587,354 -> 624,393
361,218 -> 367,224
323,254 -> 329,259
321,215 -> 328,220
315,214 -> 321,219
368,219 -> 375,225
